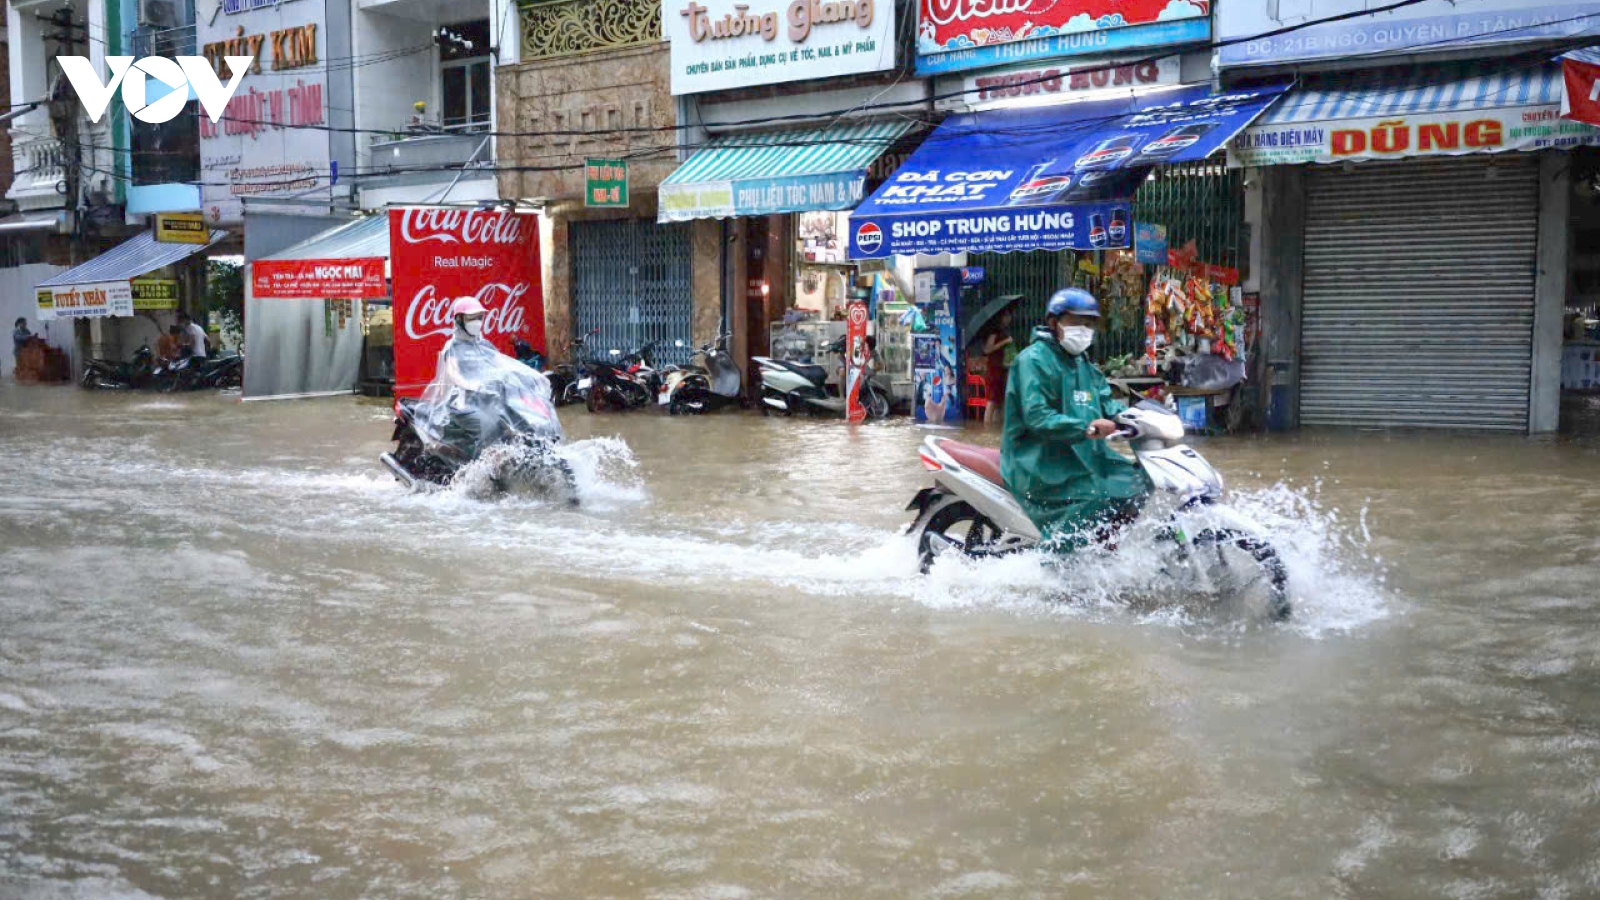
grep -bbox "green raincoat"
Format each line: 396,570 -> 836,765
1000,328 -> 1150,547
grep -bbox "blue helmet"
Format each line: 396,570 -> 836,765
1046,288 -> 1100,319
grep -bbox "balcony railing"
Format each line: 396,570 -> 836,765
368,130 -> 491,171
518,0 -> 660,61
132,24 -> 197,58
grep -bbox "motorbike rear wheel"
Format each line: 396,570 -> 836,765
865,386 -> 891,420
916,499 -> 1001,574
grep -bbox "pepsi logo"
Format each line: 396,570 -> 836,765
855,221 -> 883,254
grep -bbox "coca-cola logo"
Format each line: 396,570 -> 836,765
924,0 -> 1040,27
398,207 -> 527,246
404,282 -> 531,341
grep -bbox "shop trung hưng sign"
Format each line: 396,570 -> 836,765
666,0 -> 898,95
915,0 -> 1211,75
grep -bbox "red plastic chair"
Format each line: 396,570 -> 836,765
965,374 -> 989,422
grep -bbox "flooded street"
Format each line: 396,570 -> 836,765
3,382 -> 1600,899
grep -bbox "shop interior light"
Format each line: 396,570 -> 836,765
968,81 -> 1188,113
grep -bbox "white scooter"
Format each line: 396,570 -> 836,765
905,401 -> 1291,620
753,336 -> 892,419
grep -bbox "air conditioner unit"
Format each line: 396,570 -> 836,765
140,0 -> 180,30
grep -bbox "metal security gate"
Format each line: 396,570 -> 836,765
1300,156 -> 1539,431
571,219 -> 693,367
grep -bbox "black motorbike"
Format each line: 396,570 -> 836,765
153,353 -> 244,392
81,345 -> 155,390
586,339 -> 661,413
379,340 -> 577,503
528,329 -> 598,407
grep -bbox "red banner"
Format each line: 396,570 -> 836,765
845,301 -> 869,424
389,207 -> 544,397
918,0 -> 1209,54
251,257 -> 387,299
1563,57 -> 1600,128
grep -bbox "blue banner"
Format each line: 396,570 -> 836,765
850,83 -> 1289,259
733,171 -> 866,216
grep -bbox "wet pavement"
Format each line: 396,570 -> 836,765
2,381 -> 1600,899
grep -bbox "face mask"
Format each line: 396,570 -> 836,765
1058,325 -> 1094,355
462,317 -> 484,337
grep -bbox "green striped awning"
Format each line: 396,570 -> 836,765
657,120 -> 913,223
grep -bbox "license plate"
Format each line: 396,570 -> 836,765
658,391 -> 671,405
577,378 -> 592,390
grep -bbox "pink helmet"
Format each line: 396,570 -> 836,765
448,297 -> 487,318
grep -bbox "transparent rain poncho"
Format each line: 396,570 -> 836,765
411,337 -> 562,461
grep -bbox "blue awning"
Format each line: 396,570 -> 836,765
849,83 -> 1288,259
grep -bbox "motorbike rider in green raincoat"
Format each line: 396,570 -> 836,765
1000,288 -> 1151,549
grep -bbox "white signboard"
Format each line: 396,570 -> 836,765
953,55 -> 1181,110
1217,0 -> 1600,68
197,0 -> 331,225
37,281 -> 134,319
1230,103 -> 1600,167
666,0 -> 898,95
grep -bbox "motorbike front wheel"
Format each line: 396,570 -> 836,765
916,499 -> 1001,574
1184,528 -> 1291,622
865,386 -> 891,420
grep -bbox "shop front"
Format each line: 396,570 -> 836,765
1232,62 -> 1600,433
34,229 -> 228,379
851,83 -> 1285,426
658,120 -> 916,396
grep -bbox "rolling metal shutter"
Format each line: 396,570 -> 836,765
1300,156 -> 1538,431
571,219 -> 694,368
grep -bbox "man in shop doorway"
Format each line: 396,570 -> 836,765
13,317 -> 32,376
177,312 -> 208,359
1000,289 -> 1150,551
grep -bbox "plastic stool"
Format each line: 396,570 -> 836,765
965,374 -> 989,422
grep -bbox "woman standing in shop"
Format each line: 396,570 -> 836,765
978,305 -> 1018,419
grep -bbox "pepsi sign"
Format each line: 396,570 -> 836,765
855,221 -> 884,255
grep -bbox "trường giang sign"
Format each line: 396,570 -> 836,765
666,0 -> 898,95
915,0 -> 1211,75
1216,0 -> 1600,68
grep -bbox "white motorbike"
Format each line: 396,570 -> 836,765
905,401 -> 1291,621
753,336 -> 892,419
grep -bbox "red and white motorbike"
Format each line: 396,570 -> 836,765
905,402 -> 1291,620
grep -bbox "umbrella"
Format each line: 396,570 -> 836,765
963,293 -> 1025,352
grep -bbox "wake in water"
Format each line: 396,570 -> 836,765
430,436 -> 647,511
914,479 -> 1390,637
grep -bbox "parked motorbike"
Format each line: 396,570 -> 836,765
904,401 -> 1291,621
379,339 -> 577,503
753,336 -> 891,419
152,352 -> 244,392
586,339 -> 661,413
533,329 -> 598,407
660,333 -> 742,415
80,345 -> 155,390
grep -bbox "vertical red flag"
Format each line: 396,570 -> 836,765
845,300 -> 869,423
389,207 -> 544,397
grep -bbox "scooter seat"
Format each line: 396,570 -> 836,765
941,440 -> 1006,488
770,359 -> 828,386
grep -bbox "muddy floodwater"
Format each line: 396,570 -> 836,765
3,382 -> 1600,899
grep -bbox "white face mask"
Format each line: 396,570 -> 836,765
1058,325 -> 1094,355
462,317 -> 484,337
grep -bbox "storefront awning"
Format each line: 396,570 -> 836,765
0,210 -> 68,235
252,215 -> 390,299
1231,62 -> 1600,167
35,228 -> 227,319
658,121 -> 914,223
849,83 -> 1288,259
38,228 -> 227,289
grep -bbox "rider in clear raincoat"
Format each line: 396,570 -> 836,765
411,297 -> 560,462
